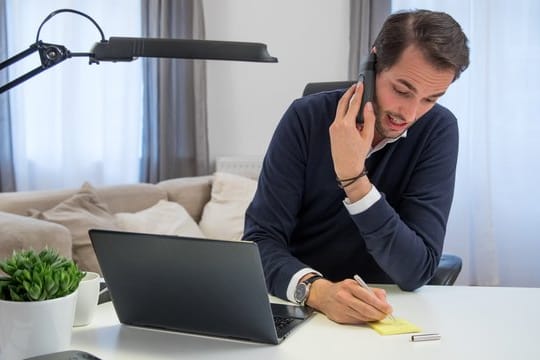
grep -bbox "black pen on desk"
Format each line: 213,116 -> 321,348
353,274 -> 396,321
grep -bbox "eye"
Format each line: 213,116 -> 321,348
393,86 -> 410,97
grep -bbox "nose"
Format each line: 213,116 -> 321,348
399,98 -> 420,123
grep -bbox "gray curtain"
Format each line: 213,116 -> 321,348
348,0 -> 391,79
140,0 -> 209,183
0,0 -> 16,192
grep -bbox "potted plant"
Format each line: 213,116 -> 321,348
0,248 -> 85,359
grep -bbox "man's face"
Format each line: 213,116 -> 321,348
373,45 -> 455,141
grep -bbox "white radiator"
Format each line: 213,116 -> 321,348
215,156 -> 263,180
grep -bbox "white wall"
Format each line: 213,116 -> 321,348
203,0 -> 349,167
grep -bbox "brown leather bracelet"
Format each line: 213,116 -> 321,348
337,168 -> 368,189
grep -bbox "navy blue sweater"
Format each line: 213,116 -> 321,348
244,89 -> 459,300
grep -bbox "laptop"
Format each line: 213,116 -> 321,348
88,229 -> 314,345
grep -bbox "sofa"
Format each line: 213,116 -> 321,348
0,172 -> 258,275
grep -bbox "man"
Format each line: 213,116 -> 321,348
244,9 -> 469,324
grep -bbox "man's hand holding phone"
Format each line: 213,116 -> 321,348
329,81 -> 376,202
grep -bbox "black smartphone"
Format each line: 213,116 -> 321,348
357,53 -> 377,124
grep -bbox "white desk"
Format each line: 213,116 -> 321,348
71,285 -> 540,359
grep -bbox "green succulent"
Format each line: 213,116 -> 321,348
0,248 -> 85,301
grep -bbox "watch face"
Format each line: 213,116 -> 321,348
294,283 -> 308,303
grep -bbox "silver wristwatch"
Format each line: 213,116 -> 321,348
293,275 -> 323,306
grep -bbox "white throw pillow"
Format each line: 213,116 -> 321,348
198,172 -> 258,241
115,200 -> 205,238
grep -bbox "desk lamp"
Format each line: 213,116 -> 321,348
0,8 -> 278,93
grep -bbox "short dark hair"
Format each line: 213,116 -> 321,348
373,9 -> 470,81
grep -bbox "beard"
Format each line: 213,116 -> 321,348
372,101 -> 409,140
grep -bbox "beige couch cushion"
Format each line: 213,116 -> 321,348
0,183 -> 167,216
198,172 -> 257,241
96,184 -> 167,213
0,212 -> 72,264
30,183 -> 118,274
157,176 -> 213,222
115,200 -> 205,238
0,188 -> 88,216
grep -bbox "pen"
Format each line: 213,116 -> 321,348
353,274 -> 396,321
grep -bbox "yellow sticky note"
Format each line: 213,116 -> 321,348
368,317 -> 422,335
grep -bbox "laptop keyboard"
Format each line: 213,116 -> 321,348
273,316 -> 295,331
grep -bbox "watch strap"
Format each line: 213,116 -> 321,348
302,275 -> 324,286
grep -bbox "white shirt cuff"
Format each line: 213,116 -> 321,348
286,268 -> 323,303
343,185 -> 381,214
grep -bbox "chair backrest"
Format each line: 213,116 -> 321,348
427,254 -> 463,286
302,81 -> 355,97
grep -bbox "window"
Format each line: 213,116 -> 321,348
6,0 -> 142,190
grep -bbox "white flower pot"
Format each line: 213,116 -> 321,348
0,289 -> 78,360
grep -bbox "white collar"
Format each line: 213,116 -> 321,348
367,130 -> 407,158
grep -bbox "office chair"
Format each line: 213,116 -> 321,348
427,254 -> 462,286
302,81 -> 356,97
302,81 -> 463,286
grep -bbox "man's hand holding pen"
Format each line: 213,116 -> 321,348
304,275 -> 394,324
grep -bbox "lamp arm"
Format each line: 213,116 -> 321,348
0,41 -> 81,94
0,8 -> 106,94
0,45 -> 37,71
